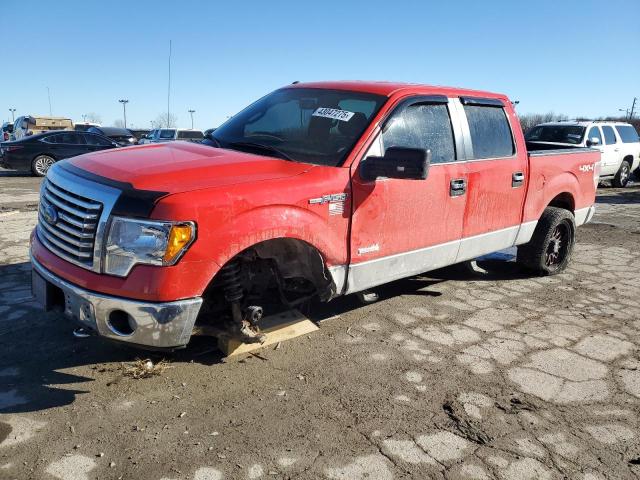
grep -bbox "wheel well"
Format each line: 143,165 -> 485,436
547,193 -> 575,214
249,238 -> 335,300
622,155 -> 633,165
201,238 -> 335,313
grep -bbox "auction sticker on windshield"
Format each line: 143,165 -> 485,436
312,108 -> 355,122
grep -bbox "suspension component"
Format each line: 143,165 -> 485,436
220,259 -> 266,344
220,259 -> 243,303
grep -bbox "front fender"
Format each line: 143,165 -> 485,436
203,204 -> 344,269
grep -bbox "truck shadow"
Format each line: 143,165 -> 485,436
596,186 -> 640,205
0,256 -> 527,414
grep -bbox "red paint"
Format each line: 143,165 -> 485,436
32,82 -> 598,302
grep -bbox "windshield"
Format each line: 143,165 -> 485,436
212,88 -> 386,166
525,125 -> 586,144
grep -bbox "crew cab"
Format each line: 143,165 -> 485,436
526,121 -> 639,187
30,81 -> 600,349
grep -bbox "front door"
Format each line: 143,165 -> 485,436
454,98 -> 529,260
347,96 -> 467,293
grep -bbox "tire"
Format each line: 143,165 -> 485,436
31,155 -> 55,177
612,160 -> 631,188
517,207 -> 575,275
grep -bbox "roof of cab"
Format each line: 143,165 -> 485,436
285,80 -> 510,102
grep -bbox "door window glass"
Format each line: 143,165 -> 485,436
381,103 -> 456,164
586,126 -> 602,145
602,126 -> 617,145
84,133 -> 112,146
463,105 -> 514,159
54,132 -> 85,144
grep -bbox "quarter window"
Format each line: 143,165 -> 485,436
586,126 -> 602,145
615,125 -> 639,143
463,105 -> 514,159
602,126 -> 617,145
381,103 -> 456,164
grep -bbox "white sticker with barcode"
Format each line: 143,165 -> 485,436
312,108 -> 355,122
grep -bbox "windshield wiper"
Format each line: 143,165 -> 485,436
226,141 -> 294,161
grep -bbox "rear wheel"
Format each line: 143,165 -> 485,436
31,155 -> 55,177
612,160 -> 631,188
517,207 -> 575,275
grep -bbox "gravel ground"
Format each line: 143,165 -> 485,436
1,171 -> 639,480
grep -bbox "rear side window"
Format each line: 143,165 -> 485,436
615,125 -> 639,143
49,132 -> 84,144
382,103 -> 456,164
159,129 -> 176,139
586,126 -> 602,144
602,126 -> 617,145
463,105 -> 514,159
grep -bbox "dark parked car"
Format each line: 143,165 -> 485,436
87,126 -> 137,146
0,131 -> 118,176
2,122 -> 13,141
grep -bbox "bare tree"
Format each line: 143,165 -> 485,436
85,112 -> 102,124
518,112 -> 570,134
151,113 -> 178,129
113,119 -> 125,128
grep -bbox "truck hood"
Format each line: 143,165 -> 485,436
68,142 -> 312,193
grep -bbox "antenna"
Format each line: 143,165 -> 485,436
47,87 -> 52,115
167,40 -> 172,127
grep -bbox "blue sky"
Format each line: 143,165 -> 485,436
2,0 -> 639,129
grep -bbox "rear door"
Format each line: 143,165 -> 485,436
600,125 -> 620,175
48,132 -> 89,158
347,96 -> 467,293
454,97 -> 528,261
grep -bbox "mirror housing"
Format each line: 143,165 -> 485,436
360,147 -> 431,181
586,137 -> 601,147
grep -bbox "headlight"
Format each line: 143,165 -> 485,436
104,217 -> 196,277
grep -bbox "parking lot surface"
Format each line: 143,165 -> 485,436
1,172 -> 639,480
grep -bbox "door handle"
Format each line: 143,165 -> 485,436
512,171 -> 525,187
450,178 -> 466,197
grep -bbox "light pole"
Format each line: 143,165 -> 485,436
118,99 -> 129,128
9,108 -> 16,122
619,108 -> 630,120
188,109 -> 195,129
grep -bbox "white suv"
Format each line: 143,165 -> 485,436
143,128 -> 204,144
526,121 -> 640,187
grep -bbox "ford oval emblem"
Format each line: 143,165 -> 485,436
43,205 -> 59,225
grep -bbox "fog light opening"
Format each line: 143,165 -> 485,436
107,310 -> 136,336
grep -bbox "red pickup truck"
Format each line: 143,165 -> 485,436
31,81 -> 600,349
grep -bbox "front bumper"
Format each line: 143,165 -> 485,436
31,255 -> 203,349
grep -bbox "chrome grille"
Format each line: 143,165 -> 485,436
37,177 -> 103,268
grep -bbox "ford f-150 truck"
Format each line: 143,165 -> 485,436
30,81 -> 600,349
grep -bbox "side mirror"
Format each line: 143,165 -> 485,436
360,147 -> 431,181
586,137 -> 601,147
